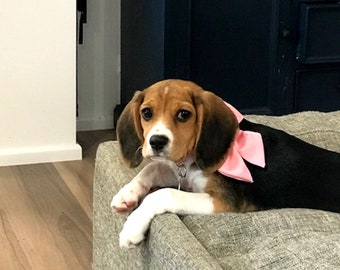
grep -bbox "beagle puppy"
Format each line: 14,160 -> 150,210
111,79 -> 340,248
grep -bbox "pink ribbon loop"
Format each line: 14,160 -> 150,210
218,103 -> 266,183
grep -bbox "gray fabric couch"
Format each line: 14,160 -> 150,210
93,111 -> 340,270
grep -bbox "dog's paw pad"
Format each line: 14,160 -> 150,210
111,196 -> 137,213
111,185 -> 140,213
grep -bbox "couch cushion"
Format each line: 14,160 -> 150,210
245,111 -> 340,152
182,209 -> 340,269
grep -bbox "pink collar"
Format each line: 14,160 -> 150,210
217,102 -> 266,183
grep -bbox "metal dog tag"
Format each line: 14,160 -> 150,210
177,164 -> 187,190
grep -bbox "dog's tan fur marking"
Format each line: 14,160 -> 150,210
139,80 -> 204,163
203,175 -> 231,212
212,198 -> 230,212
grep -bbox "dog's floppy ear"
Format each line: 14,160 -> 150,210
116,91 -> 144,167
194,91 -> 238,172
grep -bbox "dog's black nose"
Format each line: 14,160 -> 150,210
150,135 -> 169,151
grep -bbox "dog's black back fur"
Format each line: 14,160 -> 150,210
224,119 -> 340,213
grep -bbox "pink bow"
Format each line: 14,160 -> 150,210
217,103 -> 266,183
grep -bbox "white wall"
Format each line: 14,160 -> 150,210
76,0 -> 121,131
0,0 -> 82,166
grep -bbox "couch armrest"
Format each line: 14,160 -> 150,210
93,141 -> 223,270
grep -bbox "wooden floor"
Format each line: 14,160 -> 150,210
0,130 -> 116,270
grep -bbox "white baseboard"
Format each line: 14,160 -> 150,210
0,144 -> 82,166
76,115 -> 114,131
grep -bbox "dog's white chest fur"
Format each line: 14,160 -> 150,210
170,162 -> 208,192
110,160 -> 213,248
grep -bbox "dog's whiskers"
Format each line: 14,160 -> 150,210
135,146 -> 143,154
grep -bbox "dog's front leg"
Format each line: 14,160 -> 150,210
111,161 -> 177,213
119,188 -> 214,248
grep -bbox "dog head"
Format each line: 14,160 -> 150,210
117,79 -> 238,172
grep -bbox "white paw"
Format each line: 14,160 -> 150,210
119,225 -> 145,249
119,210 -> 150,248
111,182 -> 145,213
117,188 -> 174,248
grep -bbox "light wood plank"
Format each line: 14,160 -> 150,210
53,159 -> 94,221
0,165 -> 91,270
0,129 -> 115,270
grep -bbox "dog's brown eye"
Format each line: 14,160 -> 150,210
176,110 -> 191,122
141,108 -> 153,121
